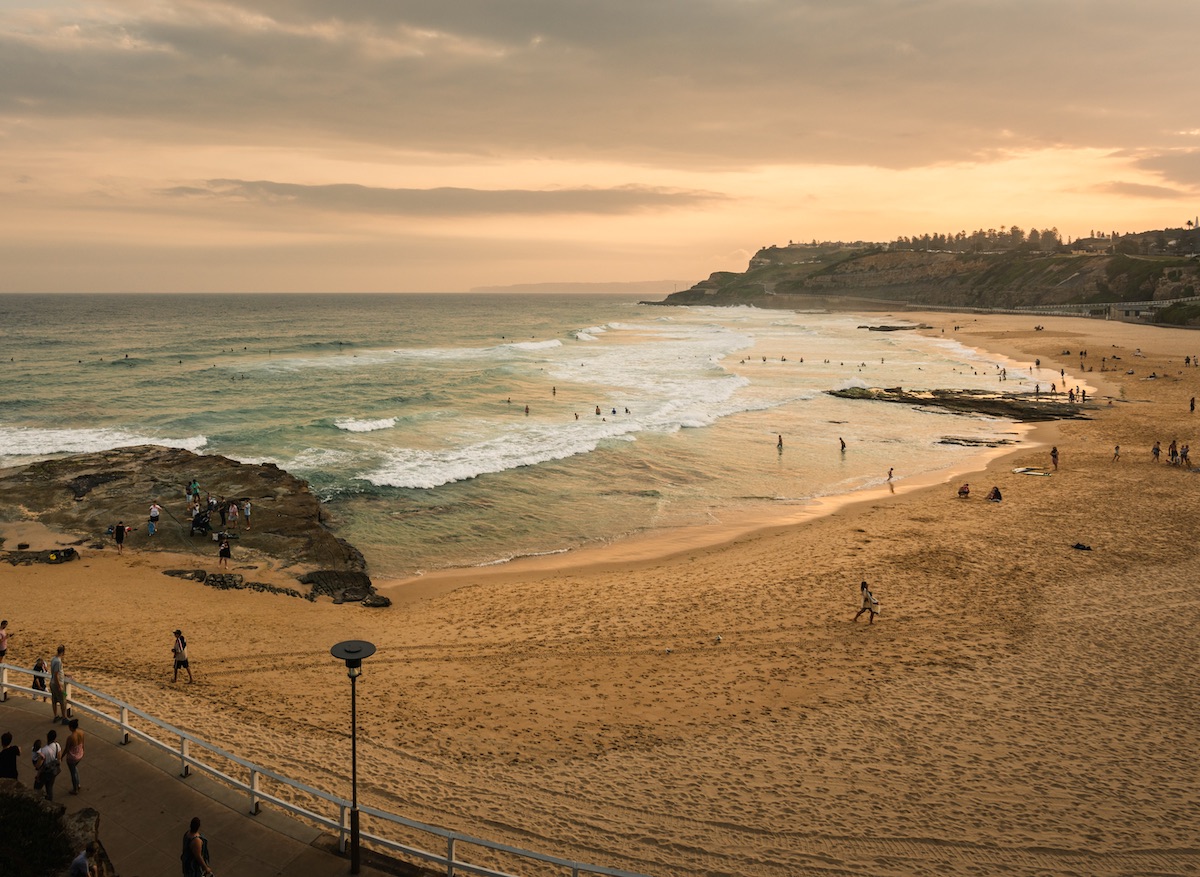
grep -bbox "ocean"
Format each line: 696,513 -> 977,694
0,293 -> 1037,578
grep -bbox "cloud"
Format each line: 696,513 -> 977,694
1131,150 -> 1200,190
158,179 -> 723,216
1093,181 -> 1188,201
2,1 -> 1197,170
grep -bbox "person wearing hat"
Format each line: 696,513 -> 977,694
172,630 -> 193,683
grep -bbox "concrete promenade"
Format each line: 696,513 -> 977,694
1,693 -> 400,877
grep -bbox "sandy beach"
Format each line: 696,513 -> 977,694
3,312 -> 1199,876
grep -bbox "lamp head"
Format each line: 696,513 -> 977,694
331,640 -> 376,677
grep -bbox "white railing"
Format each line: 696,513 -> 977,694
0,663 -> 649,877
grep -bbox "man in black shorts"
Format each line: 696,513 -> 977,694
173,630 -> 193,683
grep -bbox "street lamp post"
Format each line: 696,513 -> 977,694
331,640 -> 376,874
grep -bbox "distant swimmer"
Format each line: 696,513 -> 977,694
839,437 -> 846,452
524,405 -> 529,416
595,406 -> 601,415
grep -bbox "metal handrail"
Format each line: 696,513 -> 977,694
0,663 -> 649,877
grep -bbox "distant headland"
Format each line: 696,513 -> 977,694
646,224 -> 1200,324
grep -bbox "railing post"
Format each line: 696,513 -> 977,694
447,836 -> 455,877
180,737 -> 190,777
119,706 -> 130,744
249,769 -> 262,815
1,664 -> 8,701
338,804 -> 349,852
64,679 -> 73,718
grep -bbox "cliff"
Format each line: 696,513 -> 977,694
651,241 -> 1200,317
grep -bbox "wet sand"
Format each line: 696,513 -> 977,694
2,312 -> 1199,876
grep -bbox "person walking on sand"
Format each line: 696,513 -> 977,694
1113,444 -> 1120,462
1153,440 -> 1161,463
1050,446 -> 1059,470
854,581 -> 880,624
0,619 -> 10,662
172,629 -> 193,683
777,434 -> 783,450
63,718 -> 84,795
182,816 -> 214,877
839,437 -> 846,453
217,537 -> 231,569
49,645 -> 67,724
112,520 -> 126,554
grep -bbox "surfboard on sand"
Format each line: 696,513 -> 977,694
1012,467 -> 1052,476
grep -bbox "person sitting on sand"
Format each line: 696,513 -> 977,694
854,581 -> 879,624
958,483 -> 970,499
986,486 -> 1002,502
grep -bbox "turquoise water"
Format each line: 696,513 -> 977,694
0,293 -> 1032,577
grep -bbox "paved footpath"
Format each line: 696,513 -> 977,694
1,693 -> 401,877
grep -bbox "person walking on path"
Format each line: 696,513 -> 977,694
0,731 -> 21,781
182,816 -> 214,877
63,718 -> 84,795
33,729 -> 61,801
50,645 -> 68,724
172,630 -> 193,683
854,580 -> 880,624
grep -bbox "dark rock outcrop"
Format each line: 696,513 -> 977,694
827,386 -> 1090,422
0,446 -> 369,590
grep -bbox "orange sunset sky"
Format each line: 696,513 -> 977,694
2,0 -> 1198,293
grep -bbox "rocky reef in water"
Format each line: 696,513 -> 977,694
0,445 -> 388,606
827,387 -> 1091,422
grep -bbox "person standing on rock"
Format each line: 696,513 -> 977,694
217,537 -> 231,569
148,501 -> 162,536
242,498 -> 251,530
172,629 -> 193,683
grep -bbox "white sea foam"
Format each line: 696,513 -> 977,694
0,427 -> 206,465
505,339 -> 563,351
335,417 -> 397,433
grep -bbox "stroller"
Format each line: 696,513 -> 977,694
190,510 -> 211,537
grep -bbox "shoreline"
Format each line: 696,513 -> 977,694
374,417 -> 1051,604
375,308 -> 1087,602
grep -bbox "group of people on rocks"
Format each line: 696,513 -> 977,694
108,477 -> 250,567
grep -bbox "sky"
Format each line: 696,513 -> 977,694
2,0 -> 1198,293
